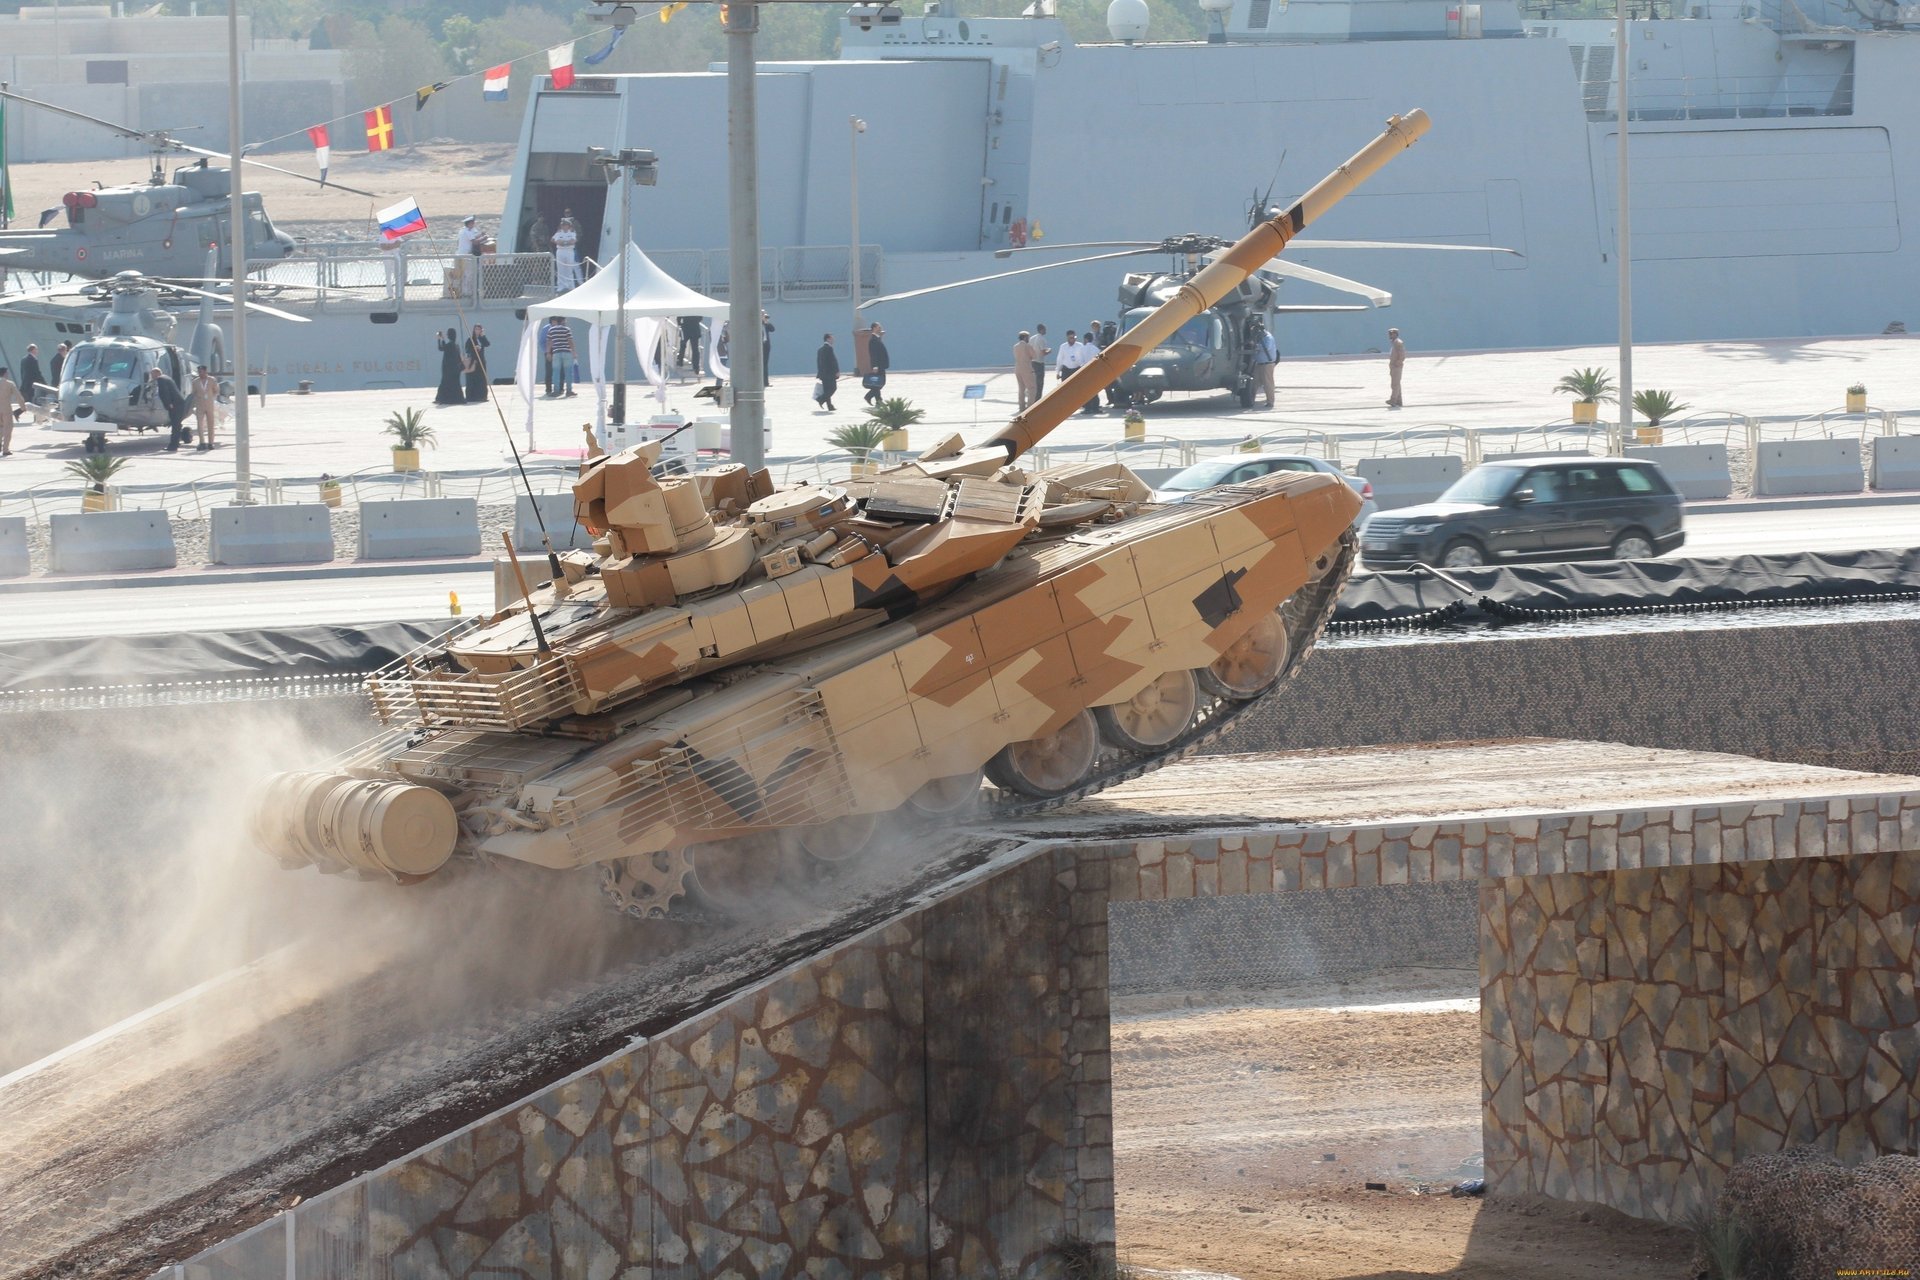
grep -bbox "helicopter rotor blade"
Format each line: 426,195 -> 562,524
0,280 -> 103,306
1238,254 -> 1393,307
1272,304 -> 1376,313
0,86 -> 161,146
992,240 -> 1162,259
862,248 -> 1160,308
169,142 -> 380,199
1287,238 -> 1523,255
158,281 -> 313,323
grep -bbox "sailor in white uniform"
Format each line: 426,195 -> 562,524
552,217 -> 583,289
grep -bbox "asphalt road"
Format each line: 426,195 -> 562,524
2,501 -> 1918,643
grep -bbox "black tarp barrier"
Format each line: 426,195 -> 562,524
0,619 -> 452,691
1336,547 -> 1920,626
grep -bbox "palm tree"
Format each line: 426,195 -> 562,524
1632,389 -> 1689,426
382,406 -> 438,450
1552,367 -> 1617,405
828,420 -> 892,466
64,452 -> 128,493
861,396 -> 927,431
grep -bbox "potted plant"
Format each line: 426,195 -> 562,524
1553,367 -> 1617,425
861,396 -> 926,453
1630,388 -> 1689,446
827,420 -> 893,476
1126,409 -> 1150,442
65,452 -> 128,512
383,406 -> 436,472
1847,382 -> 1867,413
318,472 -> 342,508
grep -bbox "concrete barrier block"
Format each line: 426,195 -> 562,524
356,497 -> 480,560
207,503 -> 335,566
1870,436 -> 1920,491
1355,455 -> 1464,510
1624,444 -> 1733,502
48,510 -> 177,573
514,493 -> 593,552
0,517 -> 26,578
1752,438 -> 1864,497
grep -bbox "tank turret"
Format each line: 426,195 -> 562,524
253,111 -> 1431,917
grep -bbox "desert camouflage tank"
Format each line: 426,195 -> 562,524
252,111 -> 1431,917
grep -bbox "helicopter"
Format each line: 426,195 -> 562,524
863,225 -> 1517,411
0,266 -> 308,452
0,86 -> 374,282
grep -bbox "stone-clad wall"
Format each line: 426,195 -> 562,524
1481,851 -> 1920,1224
1217,620 -> 1920,774
180,849 -> 1117,1279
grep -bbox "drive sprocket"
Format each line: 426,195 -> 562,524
598,847 -> 698,919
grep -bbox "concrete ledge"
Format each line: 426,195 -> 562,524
512,492 -> 592,552
1870,435 -> 1920,491
355,497 -> 480,560
207,504 -> 335,567
1356,455 -> 1463,510
1753,438 -> 1864,497
0,517 -> 26,578
47,510 -> 177,573
1626,442 -> 1734,501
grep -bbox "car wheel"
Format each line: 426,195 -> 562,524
1439,538 -> 1487,569
1611,530 -> 1655,560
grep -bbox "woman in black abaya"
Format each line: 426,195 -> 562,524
433,328 -> 464,406
464,324 -> 492,403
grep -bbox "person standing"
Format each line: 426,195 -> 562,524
1012,331 -> 1037,410
18,345 -> 44,406
526,210 -> 550,257
547,317 -> 577,398
1055,328 -> 1082,389
761,310 -> 775,372
50,341 -> 70,390
1251,320 -> 1279,409
457,215 -> 482,257
192,364 -> 220,450
1386,327 -> 1406,409
1032,323 -> 1051,394
1079,321 -> 1105,415
552,217 -> 582,289
537,317 -> 554,397
434,328 -> 465,405
148,367 -> 191,451
862,322 -> 890,406
0,367 -> 23,456
677,315 -> 703,374
814,333 -> 840,412
464,324 -> 492,402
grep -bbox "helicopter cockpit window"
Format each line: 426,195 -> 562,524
1122,309 -> 1226,349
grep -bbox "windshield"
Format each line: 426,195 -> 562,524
1123,308 -> 1222,349
1160,457 -> 1243,492
1440,465 -> 1525,504
64,347 -> 139,382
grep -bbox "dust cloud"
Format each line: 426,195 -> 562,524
0,692 -> 638,1078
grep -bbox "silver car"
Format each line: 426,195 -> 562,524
1153,452 -> 1379,524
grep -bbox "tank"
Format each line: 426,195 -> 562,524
252,111 -> 1431,917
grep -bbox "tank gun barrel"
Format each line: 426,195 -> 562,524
985,109 -> 1432,461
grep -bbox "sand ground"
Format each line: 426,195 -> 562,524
1111,973 -> 1697,1279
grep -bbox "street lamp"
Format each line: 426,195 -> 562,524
587,146 -> 659,425
850,116 -> 866,369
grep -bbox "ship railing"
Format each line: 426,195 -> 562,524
365,619 -> 588,731
247,251 -> 557,310
704,248 -> 780,303
1585,70 -> 1858,123
554,689 -> 857,860
647,244 -> 884,303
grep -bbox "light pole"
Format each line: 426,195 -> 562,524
1615,0 -> 1632,454
226,0 -> 251,503
725,0 -> 766,469
850,116 -> 865,362
589,147 -> 658,425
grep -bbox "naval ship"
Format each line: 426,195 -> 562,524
3,0 -> 1903,393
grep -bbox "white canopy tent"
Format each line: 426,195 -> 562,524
517,242 -> 728,449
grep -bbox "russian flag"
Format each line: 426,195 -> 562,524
483,64 -> 510,102
376,196 -> 427,242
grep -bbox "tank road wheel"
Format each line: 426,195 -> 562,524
906,770 -> 984,817
599,847 -> 697,919
1095,669 -> 1200,752
1198,609 -> 1291,701
986,708 -> 1101,799
797,810 -> 880,863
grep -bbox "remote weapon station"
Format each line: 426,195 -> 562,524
252,112 -> 1432,918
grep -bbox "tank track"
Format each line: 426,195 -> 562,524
981,528 -> 1357,822
602,531 -> 1356,921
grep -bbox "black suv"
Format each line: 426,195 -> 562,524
1360,456 -> 1686,570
